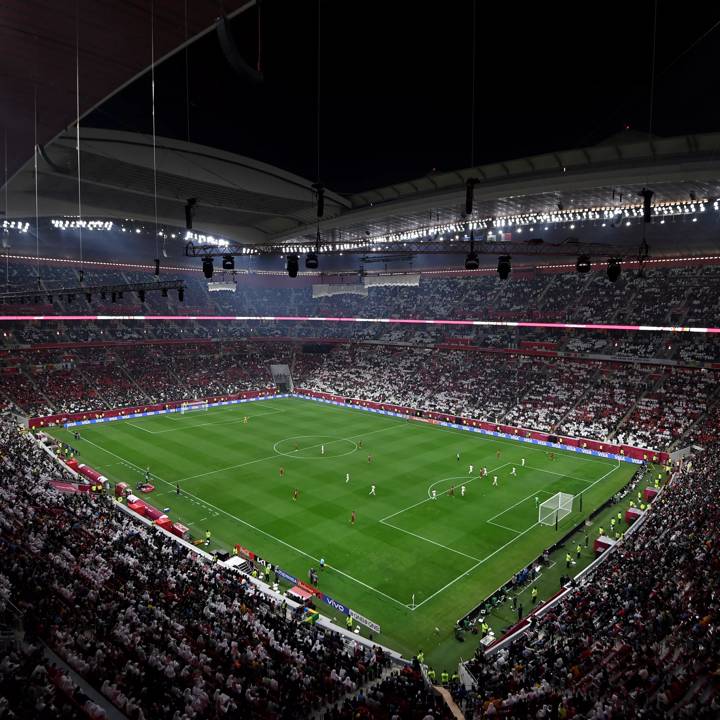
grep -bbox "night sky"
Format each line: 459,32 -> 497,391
85,1 -> 720,194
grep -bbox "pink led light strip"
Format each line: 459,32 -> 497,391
0,314 -> 718,333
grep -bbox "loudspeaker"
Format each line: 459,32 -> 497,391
216,16 -> 263,85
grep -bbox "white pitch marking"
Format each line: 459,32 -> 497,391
320,402 -> 621,469
176,422 -> 402,483
486,520 -> 523,534
486,489 -> 554,524
124,405 -> 283,435
523,465 -> 595,484
381,463 -> 510,522
79,436 -> 410,609
380,520 -> 483,561
411,462 -> 622,610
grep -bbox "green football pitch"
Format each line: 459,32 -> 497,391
48,397 -> 636,665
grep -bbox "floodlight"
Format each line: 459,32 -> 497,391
607,258 -> 621,282
202,256 -> 214,279
576,255 -> 591,273
287,254 -> 299,278
497,255 -> 511,280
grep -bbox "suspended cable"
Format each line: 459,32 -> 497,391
184,0 -> 190,142
470,0 -> 477,168
2,130 -> 6,220
75,0 -> 83,275
4,130 -> 8,292
150,0 -> 160,272
638,0 -> 659,279
256,0 -> 263,75
316,0 -> 321,183
33,87 -> 40,287
573,10 -> 719,149
647,0 -> 658,139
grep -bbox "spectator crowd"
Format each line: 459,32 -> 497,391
460,444 -> 720,719
0,259 -> 719,717
0,419 -> 454,719
1,338 -> 717,452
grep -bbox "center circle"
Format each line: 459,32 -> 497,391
273,435 -> 358,459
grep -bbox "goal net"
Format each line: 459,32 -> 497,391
180,401 -> 209,414
539,492 -> 574,526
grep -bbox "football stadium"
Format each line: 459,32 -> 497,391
1,3 -> 719,719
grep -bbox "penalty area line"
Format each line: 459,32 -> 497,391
380,462 -> 511,523
80,436 -> 410,611
486,488 -> 554,523
486,520 -> 522,534
411,518 -> 543,611
411,461 -> 623,610
379,519 -> 483,562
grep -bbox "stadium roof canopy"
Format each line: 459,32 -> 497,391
6,127 -> 351,244
5,127 -> 720,266
0,0 -> 251,181
2,0 -> 720,268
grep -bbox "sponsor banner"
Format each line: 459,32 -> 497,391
276,571 -> 380,632
234,544 -> 256,562
350,609 -> 381,634
275,567 -> 298,585
63,394 -> 291,428
295,392 -> 644,465
319,592 -> 350,616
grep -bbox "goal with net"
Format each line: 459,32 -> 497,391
180,400 -> 209,414
539,492 -> 574,526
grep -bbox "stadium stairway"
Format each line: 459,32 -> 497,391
674,385 -> 720,450
43,645 -> 128,720
610,368 -> 660,441
314,664 -> 397,719
550,363 -> 604,433
116,362 -> 153,402
433,685 -> 464,720
315,665 -> 465,720
20,368 -> 53,414
534,274 -> 560,308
